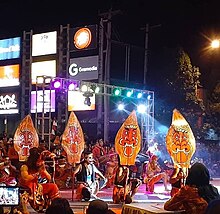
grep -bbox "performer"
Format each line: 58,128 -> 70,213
92,138 -> 107,171
113,157 -> 142,204
19,147 -> 60,210
143,154 -> 168,193
73,151 -> 107,201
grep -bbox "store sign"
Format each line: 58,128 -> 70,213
69,25 -> 97,51
32,31 -> 57,56
31,60 -> 56,84
0,64 -> 20,87
31,90 -> 55,113
68,91 -> 95,111
0,93 -> 19,114
69,55 -> 98,80
0,37 -> 20,60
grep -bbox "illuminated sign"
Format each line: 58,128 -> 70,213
0,64 -> 20,87
32,31 -> 57,56
68,91 -> 95,111
70,25 -> 97,51
69,55 -> 98,80
0,93 -> 19,114
0,37 -> 20,60
31,60 -> 56,84
31,90 -> 55,113
74,28 -> 92,49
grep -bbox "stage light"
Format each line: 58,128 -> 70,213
137,92 -> 143,99
137,104 -> 147,114
84,97 -> 91,106
68,82 -> 77,90
81,84 -> 88,92
91,84 -> 100,93
113,88 -> 121,96
53,80 -> 61,89
126,90 -> 133,97
117,103 -> 125,110
147,94 -> 151,100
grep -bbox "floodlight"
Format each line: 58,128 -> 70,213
137,104 -> 147,114
113,88 -> 121,96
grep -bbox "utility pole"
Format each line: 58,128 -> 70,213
143,23 -> 149,85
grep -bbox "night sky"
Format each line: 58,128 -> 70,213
1,0 -> 220,116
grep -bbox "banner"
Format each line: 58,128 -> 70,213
13,115 -> 39,161
115,110 -> 141,166
61,111 -> 85,165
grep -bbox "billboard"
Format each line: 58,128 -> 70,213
31,90 -> 55,113
0,93 -> 19,114
31,60 -> 56,84
0,37 -> 20,60
0,64 -> 20,87
69,25 -> 97,51
68,91 -> 95,111
69,55 -> 98,80
32,31 -> 57,56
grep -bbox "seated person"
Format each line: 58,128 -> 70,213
73,151 -> 107,201
164,162 -> 220,214
143,155 -> 168,193
19,147 -> 60,211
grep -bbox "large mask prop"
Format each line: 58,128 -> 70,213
14,115 -> 39,161
61,111 -> 85,165
115,110 -> 141,165
166,109 -> 196,177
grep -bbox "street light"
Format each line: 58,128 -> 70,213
211,39 -> 220,49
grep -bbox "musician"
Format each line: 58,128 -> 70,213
19,147 -> 60,201
143,154 -> 168,193
73,151 -> 107,201
92,139 -> 106,171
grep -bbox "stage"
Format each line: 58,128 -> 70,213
25,178 -> 220,214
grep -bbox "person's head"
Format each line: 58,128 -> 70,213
98,138 -> 104,147
27,147 -> 41,170
84,151 -> 94,164
46,198 -> 73,214
86,199 -> 108,214
186,162 -> 210,187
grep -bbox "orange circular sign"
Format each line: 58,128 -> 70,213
74,27 -> 92,49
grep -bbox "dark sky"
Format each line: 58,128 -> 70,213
1,0 -> 220,90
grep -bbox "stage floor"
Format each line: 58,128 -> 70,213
25,178 -> 220,214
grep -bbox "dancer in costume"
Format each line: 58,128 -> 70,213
73,151 -> 107,201
143,154 -> 168,193
19,147 -> 60,212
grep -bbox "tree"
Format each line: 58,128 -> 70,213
167,48 -> 205,136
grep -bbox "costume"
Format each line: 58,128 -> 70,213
73,152 -> 106,201
19,148 -> 60,212
143,155 -> 168,192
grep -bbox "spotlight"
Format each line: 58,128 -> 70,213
68,82 -> 77,90
84,97 -> 91,106
117,103 -> 125,110
137,92 -> 143,99
126,90 -> 133,97
112,88 -> 121,96
137,104 -> 147,114
83,92 -> 93,106
52,80 -> 62,89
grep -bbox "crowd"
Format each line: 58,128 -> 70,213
0,130 -> 220,214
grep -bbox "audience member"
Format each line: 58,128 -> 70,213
164,162 -> 219,214
86,199 -> 115,214
46,198 -> 73,214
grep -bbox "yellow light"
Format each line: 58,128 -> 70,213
211,39 -> 220,49
74,28 -> 92,49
